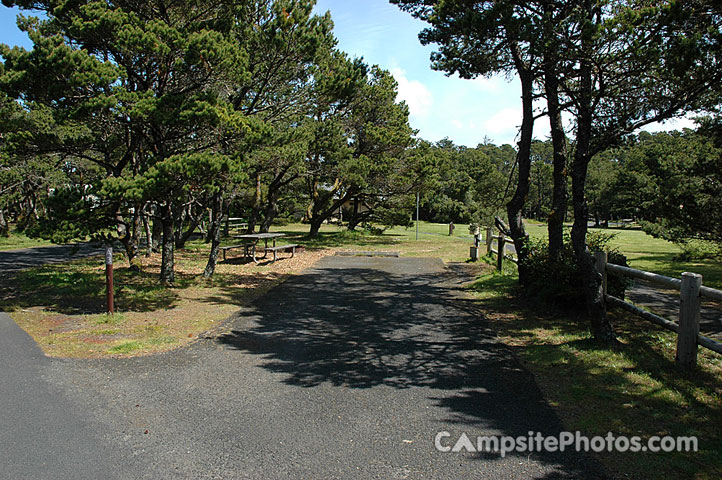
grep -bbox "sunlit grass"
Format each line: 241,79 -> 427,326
0,227 -> 52,251
524,221 -> 722,289
469,260 -> 722,479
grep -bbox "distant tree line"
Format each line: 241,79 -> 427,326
394,0 -> 722,342
413,138 -> 512,225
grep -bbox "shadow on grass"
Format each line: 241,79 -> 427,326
0,263 -> 185,315
472,275 -> 722,478
627,253 -> 722,288
214,258 -> 604,477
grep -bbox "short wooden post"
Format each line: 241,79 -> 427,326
486,227 -> 493,254
594,251 -> 608,296
676,272 -> 702,369
448,222 -> 454,236
105,245 -> 114,315
497,233 -> 505,271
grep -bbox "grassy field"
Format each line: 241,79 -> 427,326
1,221 -> 475,358
0,227 -> 53,251
273,221 -> 474,263
524,221 -> 722,289
469,266 -> 722,479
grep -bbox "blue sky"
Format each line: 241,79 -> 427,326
1,1 -> 694,147
314,0 -> 525,147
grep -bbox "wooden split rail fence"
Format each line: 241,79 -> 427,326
470,226 -> 721,368
468,227 -> 518,269
484,227 -> 518,270
595,251 -> 722,368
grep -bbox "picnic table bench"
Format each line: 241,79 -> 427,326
228,233 -> 300,264
264,244 -> 299,262
220,243 -> 256,261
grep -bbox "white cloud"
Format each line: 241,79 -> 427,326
483,108 -> 522,135
452,119 -> 464,129
391,68 -> 433,119
643,115 -> 699,134
470,75 -> 506,92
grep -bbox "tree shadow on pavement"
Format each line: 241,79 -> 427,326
216,258 -> 606,478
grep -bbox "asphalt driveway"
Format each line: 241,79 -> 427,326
1,255 -> 605,479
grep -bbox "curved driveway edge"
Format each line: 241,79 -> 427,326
2,255 -> 606,479
0,312 -> 129,479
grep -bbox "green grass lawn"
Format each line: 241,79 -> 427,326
270,221 -> 475,263
0,227 -> 52,251
524,222 -> 722,289
0,221 -> 476,358
470,269 -> 722,479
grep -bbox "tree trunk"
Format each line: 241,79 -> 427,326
204,208 -> 213,243
130,204 -> 142,269
259,169 -> 297,234
152,210 -> 162,252
0,208 -> 8,237
203,195 -> 224,279
142,208 -> 153,257
571,4 -> 616,343
545,59 -> 568,260
506,47 -> 534,285
309,217 -> 323,237
348,197 -> 360,230
259,195 -> 278,234
159,203 -> 175,285
347,198 -> 366,231
116,207 -> 141,272
173,205 -> 187,248
246,173 -> 262,234
571,146 -> 615,342
176,204 -> 202,249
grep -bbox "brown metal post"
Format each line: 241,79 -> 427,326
105,245 -> 114,315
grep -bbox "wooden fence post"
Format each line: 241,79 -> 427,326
594,251 -> 608,296
497,233 -> 505,271
676,272 -> 702,369
486,227 -> 493,255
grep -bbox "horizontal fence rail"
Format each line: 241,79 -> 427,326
478,227 -> 518,270
595,251 -> 722,368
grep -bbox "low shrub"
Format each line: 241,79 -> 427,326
520,231 -> 629,307
674,239 -> 721,261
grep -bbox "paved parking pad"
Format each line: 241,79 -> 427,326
1,256 -> 605,479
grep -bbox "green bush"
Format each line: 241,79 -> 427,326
520,231 -> 629,306
674,239 -> 721,261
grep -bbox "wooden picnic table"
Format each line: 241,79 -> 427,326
232,233 -> 287,263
